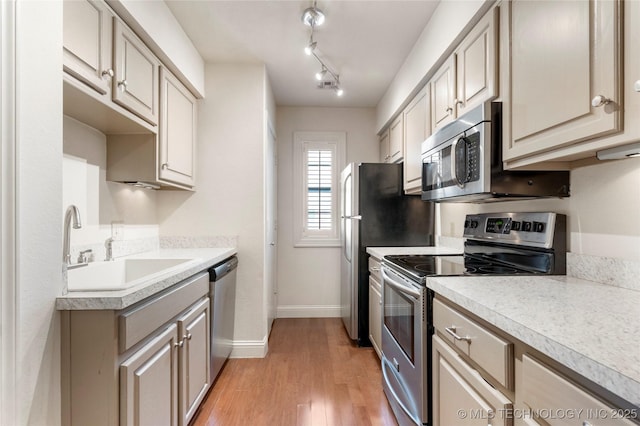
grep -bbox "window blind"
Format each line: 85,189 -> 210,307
306,149 -> 333,231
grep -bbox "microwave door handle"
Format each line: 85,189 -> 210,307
450,137 -> 464,188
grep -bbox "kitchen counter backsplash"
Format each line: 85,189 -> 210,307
70,236 -> 159,264
567,252 -> 640,292
160,235 -> 238,249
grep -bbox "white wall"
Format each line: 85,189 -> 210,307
275,107 -> 378,317
438,158 -> 640,261
14,1 -> 63,424
157,64 -> 269,353
376,0 -> 489,132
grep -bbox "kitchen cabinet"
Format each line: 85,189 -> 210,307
403,87 -> 430,194
430,7 -> 498,133
432,335 -> 513,426
159,68 -> 197,188
62,271 -> 211,426
112,19 -> 160,126
63,0 -> 113,95
521,355 -> 636,426
502,0 -> 621,164
388,115 -> 404,164
368,256 -> 383,358
379,129 -> 391,163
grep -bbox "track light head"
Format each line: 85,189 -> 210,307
301,5 -> 325,27
315,66 -> 327,81
304,41 -> 317,56
335,87 -> 344,97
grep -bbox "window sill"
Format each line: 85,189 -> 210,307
294,239 -> 341,248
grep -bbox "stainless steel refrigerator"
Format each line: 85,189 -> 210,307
340,162 -> 435,346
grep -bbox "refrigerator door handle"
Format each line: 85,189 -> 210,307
343,215 -> 362,220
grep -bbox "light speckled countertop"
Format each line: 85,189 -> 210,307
56,248 -> 236,311
427,275 -> 640,408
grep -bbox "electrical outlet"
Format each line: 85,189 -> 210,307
111,221 -> 124,240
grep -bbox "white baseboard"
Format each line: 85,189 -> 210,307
276,305 -> 341,318
230,336 -> 268,358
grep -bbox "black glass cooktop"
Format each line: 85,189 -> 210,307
383,253 -> 543,284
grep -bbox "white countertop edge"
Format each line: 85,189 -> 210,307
56,247 -> 237,311
427,277 -> 640,408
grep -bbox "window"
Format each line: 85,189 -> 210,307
293,132 -> 346,247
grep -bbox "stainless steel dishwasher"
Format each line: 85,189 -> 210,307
208,255 -> 238,383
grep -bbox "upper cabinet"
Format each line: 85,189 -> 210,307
379,129 -> 390,163
112,19 -> 160,126
63,0 -> 113,95
503,0 -> 621,164
389,115 -> 404,164
159,68 -> 197,188
431,7 -> 498,133
403,87 -> 430,194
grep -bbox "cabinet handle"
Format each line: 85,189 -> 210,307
445,326 -> 472,343
454,98 -> 464,107
186,333 -> 192,341
445,106 -> 453,114
634,80 -> 640,92
591,95 -> 612,107
161,163 -> 169,170
117,79 -> 128,91
371,267 -> 380,272
174,339 -> 184,348
101,69 -> 114,79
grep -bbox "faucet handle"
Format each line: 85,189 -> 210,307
105,237 -> 115,261
77,249 -> 93,264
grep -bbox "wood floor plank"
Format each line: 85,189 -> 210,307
192,318 -> 398,426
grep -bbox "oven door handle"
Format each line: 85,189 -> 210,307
381,267 -> 421,300
381,356 -> 421,425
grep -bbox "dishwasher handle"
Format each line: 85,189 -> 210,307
209,256 -> 238,281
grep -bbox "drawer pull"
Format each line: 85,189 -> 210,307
370,267 -> 380,272
445,326 -> 471,343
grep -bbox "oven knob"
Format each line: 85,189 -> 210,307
533,222 -> 545,232
470,220 -> 479,229
522,221 -> 532,232
464,220 -> 470,229
511,221 -> 521,231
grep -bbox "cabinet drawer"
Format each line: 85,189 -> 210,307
119,272 -> 209,352
433,298 -> 513,389
522,355 -> 637,426
368,256 -> 382,283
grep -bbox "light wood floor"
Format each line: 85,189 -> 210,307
192,318 -> 398,426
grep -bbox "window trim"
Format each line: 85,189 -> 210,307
293,131 -> 346,247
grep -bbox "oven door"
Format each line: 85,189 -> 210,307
381,265 -> 428,426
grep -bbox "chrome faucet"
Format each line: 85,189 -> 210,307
63,205 -> 82,266
105,237 -> 114,261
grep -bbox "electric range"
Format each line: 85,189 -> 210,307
380,212 -> 566,426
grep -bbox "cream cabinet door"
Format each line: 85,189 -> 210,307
432,336 -> 512,426
177,298 -> 210,426
113,19 -> 160,126
403,87 -> 430,194
159,68 -> 197,188
389,115 -> 404,163
379,129 -> 390,163
120,324 -> 179,426
431,56 -> 456,132
63,0 -> 113,95
455,6 -> 498,117
504,0 -> 621,161
368,277 -> 382,359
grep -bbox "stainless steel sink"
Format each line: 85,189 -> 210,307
67,258 -> 195,291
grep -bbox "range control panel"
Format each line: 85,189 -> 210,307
463,212 -> 563,249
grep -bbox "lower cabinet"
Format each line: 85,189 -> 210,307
432,335 -> 512,426
368,256 -> 383,358
62,271 -> 211,426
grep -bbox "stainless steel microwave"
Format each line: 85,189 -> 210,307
421,102 -> 570,202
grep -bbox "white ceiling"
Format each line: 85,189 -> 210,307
164,1 -> 439,107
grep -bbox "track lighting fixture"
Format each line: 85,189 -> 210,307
301,1 -> 343,98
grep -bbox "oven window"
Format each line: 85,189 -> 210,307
384,284 -> 415,362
